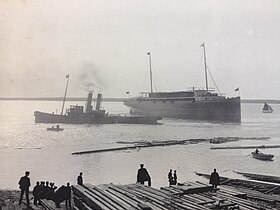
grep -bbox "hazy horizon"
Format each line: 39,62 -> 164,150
1,0 -> 280,99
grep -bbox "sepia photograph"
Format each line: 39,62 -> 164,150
0,0 -> 279,209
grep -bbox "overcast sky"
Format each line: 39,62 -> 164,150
0,0 -> 279,99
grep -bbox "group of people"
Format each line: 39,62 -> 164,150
18,171 -> 83,208
18,167 -> 220,208
32,180 -> 57,205
168,169 -> 178,185
136,164 -> 220,190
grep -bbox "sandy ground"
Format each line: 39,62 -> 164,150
0,189 -> 75,210
0,190 -> 22,209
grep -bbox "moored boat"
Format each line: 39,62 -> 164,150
124,44 -> 241,123
251,151 -> 274,161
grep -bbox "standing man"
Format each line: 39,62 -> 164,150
137,164 -> 151,186
18,171 -> 31,205
168,169 -> 173,186
65,182 -> 72,209
209,169 -> 220,189
77,172 -> 83,185
173,170 -> 177,185
32,181 -> 40,206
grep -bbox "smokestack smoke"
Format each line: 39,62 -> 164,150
79,62 -> 107,93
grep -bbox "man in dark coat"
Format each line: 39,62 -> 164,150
18,171 -> 31,205
168,169 -> 173,186
32,181 -> 40,206
53,185 -> 67,208
209,169 -> 220,189
137,164 -> 151,186
65,182 -> 72,209
77,172 -> 83,185
173,170 -> 177,185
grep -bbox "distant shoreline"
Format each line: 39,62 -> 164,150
0,97 -> 279,104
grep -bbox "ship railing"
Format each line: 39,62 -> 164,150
187,87 -> 216,92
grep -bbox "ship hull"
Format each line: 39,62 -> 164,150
34,111 -> 161,125
124,97 -> 241,123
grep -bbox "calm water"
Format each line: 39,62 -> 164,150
0,101 -> 279,189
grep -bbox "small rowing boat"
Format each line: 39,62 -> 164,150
47,126 -> 64,131
251,151 -> 274,161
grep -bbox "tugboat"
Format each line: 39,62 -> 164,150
124,44 -> 241,123
35,92 -> 161,125
35,75 -> 161,125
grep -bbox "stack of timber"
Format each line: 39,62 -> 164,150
72,182 -> 274,209
209,136 -> 270,144
72,136 -> 270,155
196,172 -> 280,208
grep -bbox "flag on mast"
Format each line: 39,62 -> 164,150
200,43 -> 205,47
235,87 -> 239,92
147,52 -> 150,55
66,74 -> 69,78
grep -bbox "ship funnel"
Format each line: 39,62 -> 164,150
96,93 -> 102,111
86,92 -> 93,113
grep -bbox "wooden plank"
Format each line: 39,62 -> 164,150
116,185 -> 168,209
124,185 -> 207,210
211,144 -> 280,150
234,171 -> 280,184
73,196 -> 92,210
124,184 -> 204,210
84,184 -> 130,210
216,191 -> 264,210
105,188 -> 142,210
72,185 -> 113,210
107,185 -> 164,210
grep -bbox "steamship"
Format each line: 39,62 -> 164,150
124,44 -> 241,123
34,77 -> 161,125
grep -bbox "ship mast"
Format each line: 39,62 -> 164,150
147,52 -> 153,93
61,74 -> 70,115
201,43 -> 209,93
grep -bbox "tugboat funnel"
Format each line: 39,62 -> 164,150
96,93 -> 102,111
86,92 -> 93,113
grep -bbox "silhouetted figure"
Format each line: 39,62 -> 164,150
44,181 -> 53,200
32,181 -> 40,206
56,124 -> 59,129
137,164 -> 151,186
37,181 -> 46,201
46,182 -> 57,200
209,169 -> 220,189
77,172 -> 83,185
173,170 -> 177,185
53,185 -> 67,208
18,171 -> 31,205
168,169 -> 173,186
255,148 -> 259,154
65,182 -> 71,209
